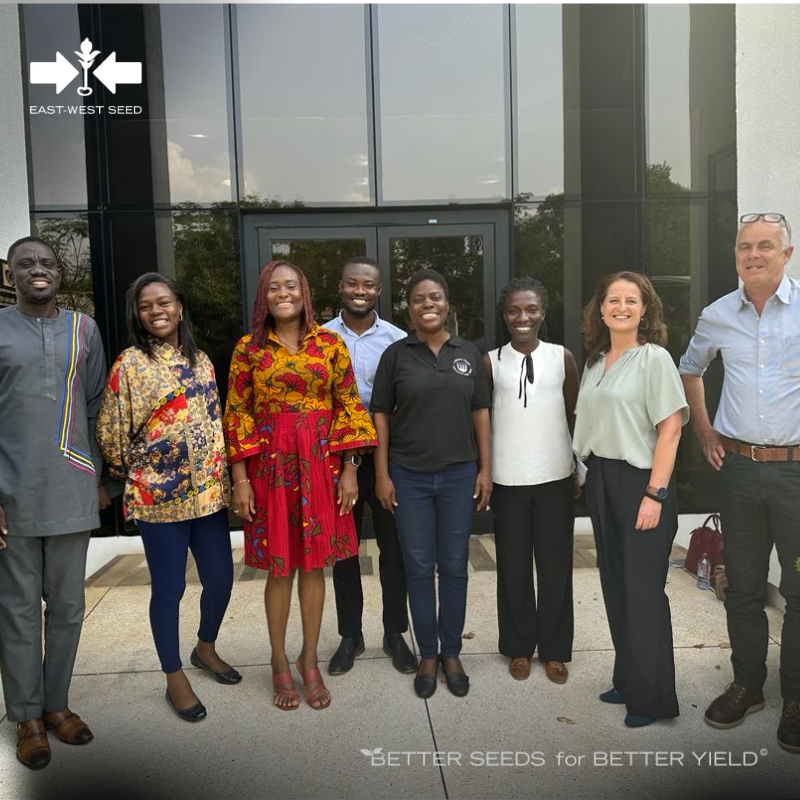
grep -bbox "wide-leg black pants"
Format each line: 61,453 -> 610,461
586,456 -> 679,719
493,477 -> 575,661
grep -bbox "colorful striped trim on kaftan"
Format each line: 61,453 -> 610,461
56,311 -> 96,475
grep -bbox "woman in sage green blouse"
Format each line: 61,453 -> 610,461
573,271 -> 689,728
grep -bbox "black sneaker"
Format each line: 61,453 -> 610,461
704,683 -> 765,729
383,633 -> 418,674
777,699 -> 800,754
328,634 -> 365,675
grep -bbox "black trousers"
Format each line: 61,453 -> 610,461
586,457 -> 679,719
492,477 -> 574,661
719,453 -> 800,700
332,453 -> 409,638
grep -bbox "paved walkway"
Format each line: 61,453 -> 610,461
0,544 -> 794,799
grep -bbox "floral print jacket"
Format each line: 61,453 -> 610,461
96,342 -> 231,523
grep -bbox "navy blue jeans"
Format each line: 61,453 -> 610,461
137,509 -> 234,673
389,460 -> 477,658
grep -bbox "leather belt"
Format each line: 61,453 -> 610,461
720,435 -> 800,462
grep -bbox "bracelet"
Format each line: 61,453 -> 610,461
233,478 -> 250,488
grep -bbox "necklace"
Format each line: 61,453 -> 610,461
275,331 -> 299,351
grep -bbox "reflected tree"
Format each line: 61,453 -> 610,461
33,216 -> 94,315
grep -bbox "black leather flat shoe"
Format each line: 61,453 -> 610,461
414,672 -> 437,699
440,655 -> 469,698
190,647 -> 242,685
165,689 -> 207,722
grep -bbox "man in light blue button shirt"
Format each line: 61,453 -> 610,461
680,213 -> 800,753
323,257 -> 416,677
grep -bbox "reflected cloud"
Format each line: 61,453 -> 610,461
167,140 -> 231,202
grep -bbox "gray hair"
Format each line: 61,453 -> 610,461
736,217 -> 792,249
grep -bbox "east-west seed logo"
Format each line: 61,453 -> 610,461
30,38 -> 142,95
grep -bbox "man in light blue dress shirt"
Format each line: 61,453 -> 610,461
323,257 -> 416,676
680,213 -> 800,753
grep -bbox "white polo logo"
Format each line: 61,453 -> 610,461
30,38 -> 142,95
453,358 -> 473,376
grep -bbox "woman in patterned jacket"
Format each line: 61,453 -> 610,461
97,273 -> 239,724
225,260 -> 376,712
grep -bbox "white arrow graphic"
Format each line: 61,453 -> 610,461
30,52 -> 79,94
93,52 -> 142,94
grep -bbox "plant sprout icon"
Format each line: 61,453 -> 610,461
74,38 -> 100,96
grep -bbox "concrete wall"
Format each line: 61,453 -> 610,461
0,5 -> 30,258
736,4 -> 800,596
737,3 -> 800,278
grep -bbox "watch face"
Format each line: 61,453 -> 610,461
655,487 -> 668,500
349,455 -> 362,467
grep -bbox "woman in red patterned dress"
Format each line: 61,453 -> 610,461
225,261 -> 376,711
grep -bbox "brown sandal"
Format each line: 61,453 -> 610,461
272,670 -> 300,711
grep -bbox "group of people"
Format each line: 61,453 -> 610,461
0,210 -> 798,770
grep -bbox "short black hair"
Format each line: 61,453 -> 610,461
495,276 -> 550,349
6,236 -> 58,266
125,272 -> 199,368
405,268 -> 449,301
342,256 -> 381,281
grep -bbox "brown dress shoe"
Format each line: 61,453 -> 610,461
509,657 -> 532,681
16,719 -> 51,770
777,699 -> 800,754
542,660 -> 569,684
43,709 -> 94,745
704,683 -> 764,729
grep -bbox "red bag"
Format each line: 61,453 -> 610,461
685,513 -> 723,576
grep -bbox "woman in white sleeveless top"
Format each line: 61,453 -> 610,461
482,278 -> 579,683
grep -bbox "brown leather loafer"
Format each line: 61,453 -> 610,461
542,660 -> 569,684
777,699 -> 800,753
16,719 -> 50,770
704,683 -> 764,729
43,709 -> 94,745
509,657 -> 532,681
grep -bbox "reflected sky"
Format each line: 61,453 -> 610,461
516,4 -> 564,198
377,4 -> 507,202
237,4 -> 370,204
646,4 -> 691,189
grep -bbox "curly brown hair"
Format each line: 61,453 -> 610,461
581,271 -> 668,366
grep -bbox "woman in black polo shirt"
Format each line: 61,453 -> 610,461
371,269 -> 491,699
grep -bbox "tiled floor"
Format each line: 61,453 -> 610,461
0,544 -> 795,800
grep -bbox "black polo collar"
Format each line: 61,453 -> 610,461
403,332 -> 463,348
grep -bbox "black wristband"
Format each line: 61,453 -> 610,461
644,490 -> 665,504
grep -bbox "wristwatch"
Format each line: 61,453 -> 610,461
644,484 -> 668,503
345,455 -> 363,468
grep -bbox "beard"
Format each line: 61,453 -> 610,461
343,301 -> 375,318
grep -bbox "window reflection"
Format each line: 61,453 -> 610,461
376,4 -> 508,203
514,200 -> 565,345
145,5 -> 233,204
22,4 -> 88,209
646,5 -> 691,194
32,215 -> 95,315
237,5 -> 371,205
515,5 -> 564,198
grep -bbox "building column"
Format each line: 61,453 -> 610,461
0,4 -> 31,259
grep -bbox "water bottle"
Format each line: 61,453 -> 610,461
697,553 -> 711,590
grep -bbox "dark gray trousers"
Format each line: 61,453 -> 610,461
0,531 -> 90,722
586,457 -> 679,719
719,453 -> 800,700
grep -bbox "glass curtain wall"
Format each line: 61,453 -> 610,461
20,3 -> 737,512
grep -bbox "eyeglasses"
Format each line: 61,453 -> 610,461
740,212 -> 792,237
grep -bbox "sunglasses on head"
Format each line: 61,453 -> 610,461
740,212 -> 792,238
